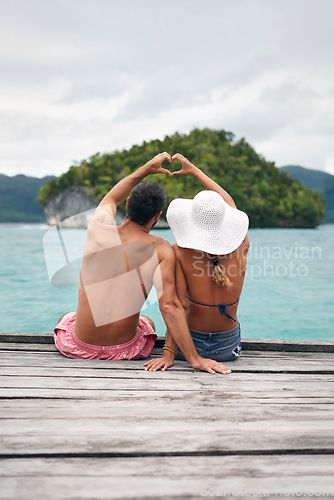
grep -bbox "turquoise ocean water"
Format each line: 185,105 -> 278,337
0,223 -> 333,341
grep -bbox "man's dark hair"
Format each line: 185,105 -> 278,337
127,182 -> 167,225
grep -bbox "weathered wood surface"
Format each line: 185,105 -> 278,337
0,341 -> 333,499
0,347 -> 333,372
0,456 -> 333,499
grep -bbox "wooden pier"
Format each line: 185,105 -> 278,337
0,333 -> 333,499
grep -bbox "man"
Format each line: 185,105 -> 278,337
54,152 -> 230,374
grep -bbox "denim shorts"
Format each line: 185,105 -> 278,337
176,323 -> 241,362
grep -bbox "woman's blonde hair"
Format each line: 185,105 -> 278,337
211,256 -> 231,288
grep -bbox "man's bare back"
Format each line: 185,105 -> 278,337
75,217 -> 172,346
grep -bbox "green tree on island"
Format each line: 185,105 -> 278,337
39,128 -> 324,228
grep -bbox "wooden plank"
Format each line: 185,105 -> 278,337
1,454 -> 334,477
1,353 -> 334,374
0,333 -> 54,344
0,396 -> 334,408
0,351 -> 333,373
1,333 -> 334,352
1,424 -> 334,456
0,372 -> 332,396
1,346 -> 333,361
0,343 -> 58,352
0,456 -> 333,499
1,346 -> 333,360
0,398 -> 333,420
2,398 -> 334,414
0,416 -> 334,455
0,372 -> 333,389
1,387 -> 332,402
0,390 -> 333,406
241,338 -> 334,353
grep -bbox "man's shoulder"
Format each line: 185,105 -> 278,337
151,236 -> 173,251
150,236 -> 176,264
87,206 -> 116,238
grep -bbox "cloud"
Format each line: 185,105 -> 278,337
0,0 -> 333,177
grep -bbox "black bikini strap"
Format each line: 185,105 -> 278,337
186,297 -> 239,322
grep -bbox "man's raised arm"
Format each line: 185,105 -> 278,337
98,152 -> 172,216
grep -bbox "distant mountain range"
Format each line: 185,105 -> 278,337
280,165 -> 334,223
0,174 -> 56,222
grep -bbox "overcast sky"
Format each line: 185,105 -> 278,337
1,0 -> 334,178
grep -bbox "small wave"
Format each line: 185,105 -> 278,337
21,223 -> 49,230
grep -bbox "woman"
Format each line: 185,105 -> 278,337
144,153 -> 249,372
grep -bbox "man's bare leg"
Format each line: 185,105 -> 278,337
57,312 -> 70,323
140,315 -> 155,331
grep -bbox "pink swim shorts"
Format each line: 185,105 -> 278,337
54,312 -> 157,360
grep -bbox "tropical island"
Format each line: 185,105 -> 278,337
39,128 -> 324,228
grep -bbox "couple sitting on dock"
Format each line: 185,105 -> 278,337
54,153 -> 249,374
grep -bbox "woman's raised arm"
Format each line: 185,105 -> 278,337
171,153 -> 236,208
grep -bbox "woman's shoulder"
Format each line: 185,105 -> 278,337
228,235 -> 250,259
172,244 -> 201,260
172,242 -> 180,253
242,234 -> 250,249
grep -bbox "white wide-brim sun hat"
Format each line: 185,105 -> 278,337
166,190 -> 249,255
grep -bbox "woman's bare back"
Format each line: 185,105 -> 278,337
174,236 -> 249,333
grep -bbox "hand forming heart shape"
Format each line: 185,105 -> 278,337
149,152 -> 196,177
162,155 -> 182,174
